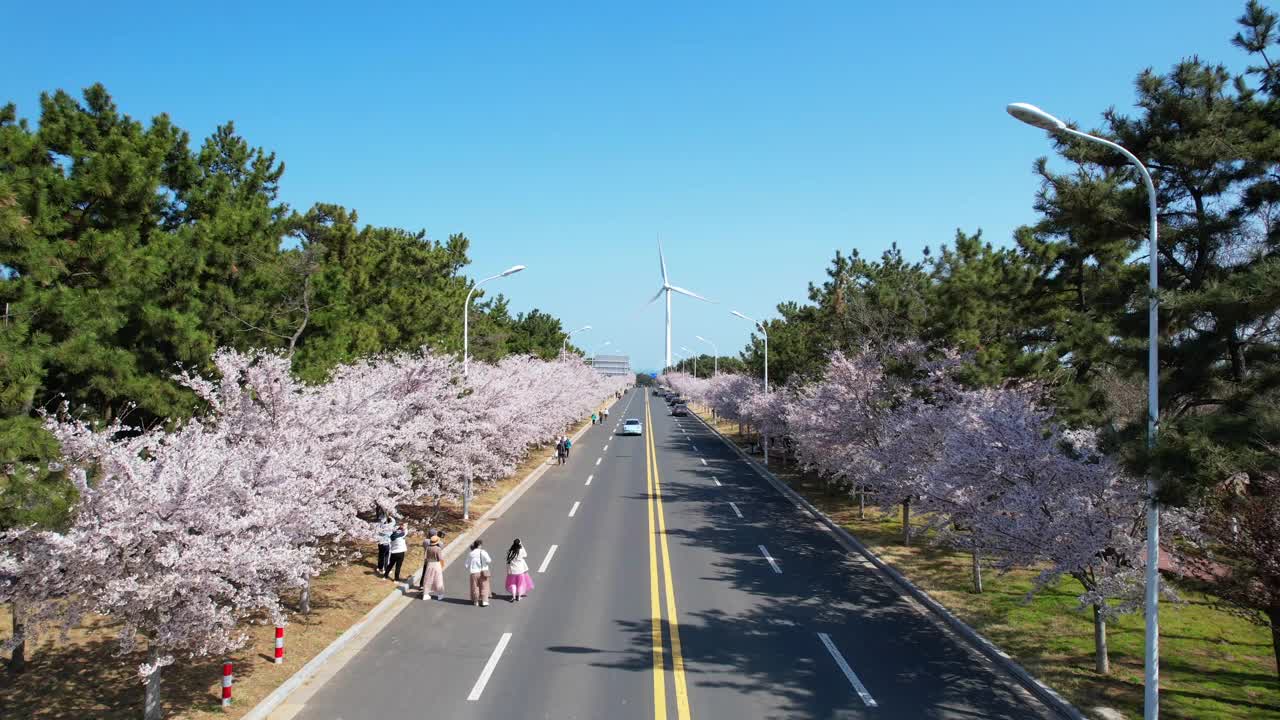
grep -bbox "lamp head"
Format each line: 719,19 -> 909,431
731,310 -> 748,320
1007,102 -> 1066,131
500,264 -> 527,277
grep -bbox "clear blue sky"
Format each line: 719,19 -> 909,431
2,1 -> 1245,372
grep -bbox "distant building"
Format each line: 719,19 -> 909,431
588,353 -> 631,377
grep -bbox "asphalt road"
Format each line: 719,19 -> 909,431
290,387 -> 1059,720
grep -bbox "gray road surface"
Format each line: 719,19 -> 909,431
291,388 -> 1058,720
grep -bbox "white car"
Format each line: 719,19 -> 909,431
620,419 -> 644,436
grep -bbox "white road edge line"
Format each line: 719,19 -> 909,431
595,457 -> 602,466
569,501 -> 581,517
729,502 -> 743,519
585,474 -> 594,486
537,545 -> 558,573
818,632 -> 878,707
467,632 -> 513,701
758,544 -> 782,574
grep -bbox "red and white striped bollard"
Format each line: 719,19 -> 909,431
221,661 -> 233,708
274,625 -> 285,664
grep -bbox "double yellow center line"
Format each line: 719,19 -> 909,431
645,395 -> 691,720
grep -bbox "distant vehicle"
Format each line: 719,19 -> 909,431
671,404 -> 689,417
620,419 -> 644,436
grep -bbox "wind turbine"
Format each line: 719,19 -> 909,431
647,239 -> 714,368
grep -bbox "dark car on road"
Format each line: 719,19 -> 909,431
671,404 -> 689,417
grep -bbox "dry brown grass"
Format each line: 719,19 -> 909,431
0,416 -> 592,720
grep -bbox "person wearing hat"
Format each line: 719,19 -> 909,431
419,533 -> 446,600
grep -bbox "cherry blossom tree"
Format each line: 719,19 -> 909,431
42,412 -> 321,720
918,386 -> 1147,674
1,346 -> 630,718
704,373 -> 757,432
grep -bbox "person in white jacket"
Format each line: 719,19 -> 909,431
466,539 -> 493,607
504,539 -> 534,602
383,523 -> 408,581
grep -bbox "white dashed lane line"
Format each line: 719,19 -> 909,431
537,545 -> 558,573
700,458 -> 707,466
729,502 -> 743,519
568,501 -> 581,517
758,545 -> 782,574
595,457 -> 602,466
585,474 -> 593,486
713,477 -> 722,486
818,633 -> 878,707
467,633 -> 513,701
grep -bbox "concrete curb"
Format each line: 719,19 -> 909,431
690,410 -> 1086,720
243,411 -> 604,720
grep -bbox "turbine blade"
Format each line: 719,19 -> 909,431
668,285 -> 715,303
658,237 -> 669,284
645,287 -> 666,306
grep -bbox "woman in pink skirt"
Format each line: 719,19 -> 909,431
505,538 -> 534,602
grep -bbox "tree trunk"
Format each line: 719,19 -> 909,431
8,602 -> 24,674
971,546 -> 983,594
901,498 -> 912,546
1093,604 -> 1110,675
144,648 -> 164,720
858,488 -> 865,520
1269,606 -> 1280,684
300,580 -> 311,615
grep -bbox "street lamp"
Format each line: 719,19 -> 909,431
593,340 -> 612,364
461,264 -> 525,520
680,346 -> 697,377
464,265 -> 526,378
732,310 -> 769,465
1009,101 -> 1161,720
562,325 -> 592,359
695,335 -> 718,376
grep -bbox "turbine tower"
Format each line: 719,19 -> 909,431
647,238 -> 714,368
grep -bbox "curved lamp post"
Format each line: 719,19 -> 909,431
464,264 -> 526,378
732,310 -> 769,465
593,340 -> 612,364
680,346 -> 697,377
1009,101 -> 1161,720
562,325 -> 592,359
461,264 -> 525,520
695,335 -> 718,376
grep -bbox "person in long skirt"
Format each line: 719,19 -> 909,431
466,539 -> 492,607
419,534 -> 446,600
505,539 -> 534,602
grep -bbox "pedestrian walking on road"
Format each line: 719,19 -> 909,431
374,513 -> 394,574
467,540 -> 493,606
555,437 -> 566,465
419,534 -> 446,599
505,539 -> 534,602
383,523 -> 407,581
592,412 -> 598,425
564,436 -> 572,457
